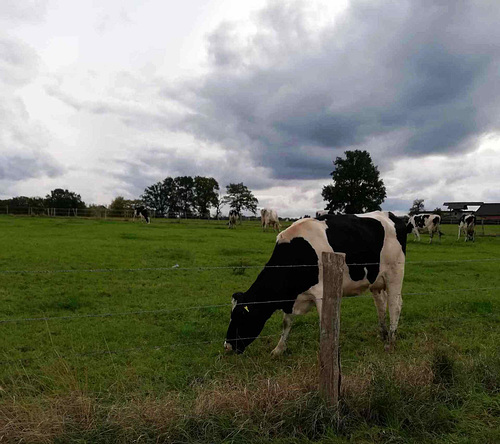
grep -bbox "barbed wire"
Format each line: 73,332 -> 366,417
0,257 -> 499,276
0,333 -> 283,367
1,286 -> 498,325
1,303 -> 497,367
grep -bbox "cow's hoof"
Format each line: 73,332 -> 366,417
271,348 -> 285,357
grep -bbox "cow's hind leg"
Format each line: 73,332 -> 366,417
371,289 -> 389,342
386,272 -> 404,351
271,312 -> 294,356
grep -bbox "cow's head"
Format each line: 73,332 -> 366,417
224,292 -> 268,354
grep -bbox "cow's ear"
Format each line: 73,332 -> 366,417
232,292 -> 244,301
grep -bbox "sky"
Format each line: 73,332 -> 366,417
1,0 -> 500,218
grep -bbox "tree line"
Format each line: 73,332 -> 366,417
141,177 -> 258,218
0,179 -> 260,219
0,189 -> 86,209
2,150 -> 396,218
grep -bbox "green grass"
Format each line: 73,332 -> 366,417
0,215 -> 499,443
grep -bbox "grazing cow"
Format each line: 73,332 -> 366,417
224,211 -> 406,354
228,210 -> 239,228
134,206 -> 150,224
261,208 -> 281,232
406,214 -> 442,243
458,214 -> 476,242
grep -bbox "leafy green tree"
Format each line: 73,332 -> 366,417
409,199 -> 425,215
45,188 -> 86,209
1,196 -> 46,208
109,196 -> 139,212
322,150 -> 386,214
142,182 -> 168,215
193,176 -> 219,218
223,183 -> 258,215
213,193 -> 224,220
175,176 -> 195,218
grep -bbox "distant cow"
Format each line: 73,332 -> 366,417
228,210 -> 239,228
406,214 -> 442,243
261,208 -> 281,232
224,211 -> 406,354
458,214 -> 476,242
134,206 -> 150,224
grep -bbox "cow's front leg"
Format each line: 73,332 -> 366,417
271,312 -> 294,356
413,229 -> 420,242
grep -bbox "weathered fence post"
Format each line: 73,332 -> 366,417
319,252 -> 344,408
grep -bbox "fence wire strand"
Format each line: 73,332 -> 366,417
0,333 -> 282,367
0,257 -> 499,275
1,287 -> 498,325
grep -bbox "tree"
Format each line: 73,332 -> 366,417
142,182 -> 169,215
321,150 -> 386,214
409,199 -> 425,215
223,183 -> 258,215
45,188 -> 86,209
109,196 -> 139,212
193,176 -> 219,218
0,196 -> 45,208
213,193 -> 224,220
175,176 -> 195,218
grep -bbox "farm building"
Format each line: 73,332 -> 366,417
475,203 -> 500,221
443,201 -> 484,219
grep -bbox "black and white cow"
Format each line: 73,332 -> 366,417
406,214 -> 442,243
224,211 -> 406,354
458,214 -> 476,242
228,210 -> 239,228
134,206 -> 150,224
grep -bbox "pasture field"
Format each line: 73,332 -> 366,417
0,215 -> 499,443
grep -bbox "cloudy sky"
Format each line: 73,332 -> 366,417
2,0 -> 500,217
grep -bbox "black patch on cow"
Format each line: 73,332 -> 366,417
432,216 -> 440,225
225,237 -> 319,353
320,214 -> 385,283
414,215 -> 425,228
466,215 -> 476,226
247,237 -> 319,313
388,212 -> 407,255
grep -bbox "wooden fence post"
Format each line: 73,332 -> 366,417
319,252 -> 344,408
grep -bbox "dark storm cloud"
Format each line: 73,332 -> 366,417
161,0 -> 500,180
0,152 -> 62,181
